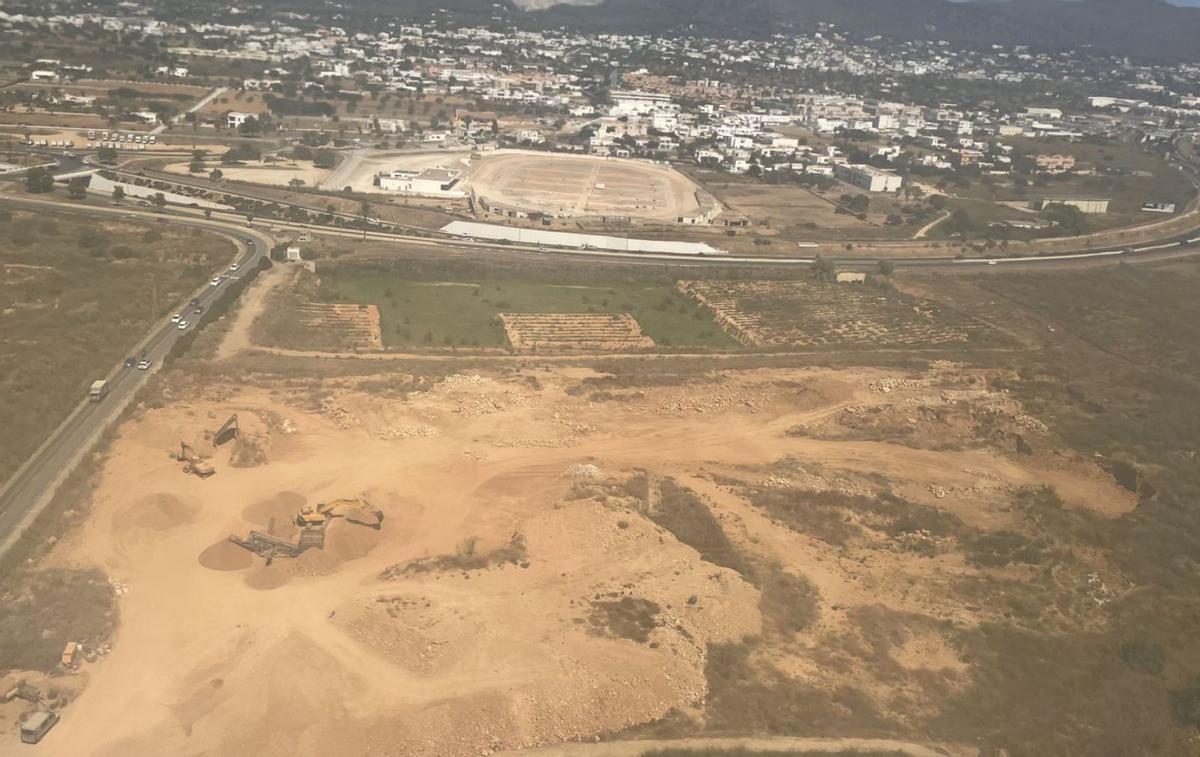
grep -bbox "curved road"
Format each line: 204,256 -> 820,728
0,200 -> 272,561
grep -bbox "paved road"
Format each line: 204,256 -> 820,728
0,203 -> 270,560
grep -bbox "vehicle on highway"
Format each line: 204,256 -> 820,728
193,305 -> 204,315
137,359 -> 152,370
189,297 -> 200,307
177,320 -> 190,330
124,357 -> 136,368
229,263 -> 239,272
210,277 -> 221,287
171,313 -> 183,324
88,380 -> 108,402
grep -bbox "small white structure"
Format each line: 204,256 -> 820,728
285,245 -> 302,262
226,111 -> 254,129
835,272 -> 868,284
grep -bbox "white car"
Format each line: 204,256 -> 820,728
210,277 -> 221,287
177,320 -> 189,330
170,313 -> 183,324
137,359 -> 151,370
229,263 -> 240,272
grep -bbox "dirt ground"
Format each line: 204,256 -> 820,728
163,159 -> 331,187
466,151 -> 702,222
320,149 -> 474,194
2,355 -> 1139,757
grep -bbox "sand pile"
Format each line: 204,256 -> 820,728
126,493 -> 199,531
198,539 -> 254,571
229,435 -> 269,467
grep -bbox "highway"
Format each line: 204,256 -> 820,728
22,143 -> 1200,271
0,206 -> 269,561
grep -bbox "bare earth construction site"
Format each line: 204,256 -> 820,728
17,359 -> 1135,757
5,244 -> 1187,757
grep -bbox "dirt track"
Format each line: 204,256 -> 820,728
496,736 -> 974,756
466,151 -> 701,221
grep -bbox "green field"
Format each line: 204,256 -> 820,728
318,270 -> 737,349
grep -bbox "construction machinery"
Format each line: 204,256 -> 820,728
60,642 -> 79,669
4,681 -> 43,706
212,413 -> 239,447
295,498 -> 384,531
172,442 -> 215,478
229,498 -> 384,564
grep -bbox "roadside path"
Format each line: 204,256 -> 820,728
494,736 -> 975,757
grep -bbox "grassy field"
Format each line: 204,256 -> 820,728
317,268 -> 737,349
0,208 -> 233,483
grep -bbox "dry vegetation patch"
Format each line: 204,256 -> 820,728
679,280 -> 999,349
500,312 -> 655,351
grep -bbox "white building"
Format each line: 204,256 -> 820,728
376,167 -> 463,196
834,164 -> 903,193
609,90 -> 675,117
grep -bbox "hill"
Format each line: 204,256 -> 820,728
528,0 -> 1200,62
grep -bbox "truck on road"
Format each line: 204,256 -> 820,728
88,380 -> 108,402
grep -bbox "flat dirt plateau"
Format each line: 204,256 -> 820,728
26,362 -> 1138,757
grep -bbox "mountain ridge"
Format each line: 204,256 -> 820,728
519,0 -> 1200,62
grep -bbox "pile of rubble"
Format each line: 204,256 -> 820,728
319,397 -> 359,429
660,386 -> 773,415
492,436 -> 581,449
376,423 -> 441,441
869,377 -> 929,394
563,463 -> 602,480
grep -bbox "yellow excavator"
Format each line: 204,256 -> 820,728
295,498 -> 384,530
230,497 -> 384,563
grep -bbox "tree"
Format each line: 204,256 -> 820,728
24,166 -> 54,194
288,177 -> 305,190
312,148 -> 335,169
877,259 -> 896,276
151,192 -> 167,211
209,168 -> 223,182
189,160 -> 205,173
203,208 -> 213,219
67,175 -> 89,200
97,146 -> 117,163
112,185 -> 125,203
812,256 -> 836,280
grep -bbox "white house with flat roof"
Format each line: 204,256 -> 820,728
834,163 -> 903,193
376,167 -> 464,197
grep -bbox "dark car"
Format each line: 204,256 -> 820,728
189,298 -> 200,307
124,357 -> 136,368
